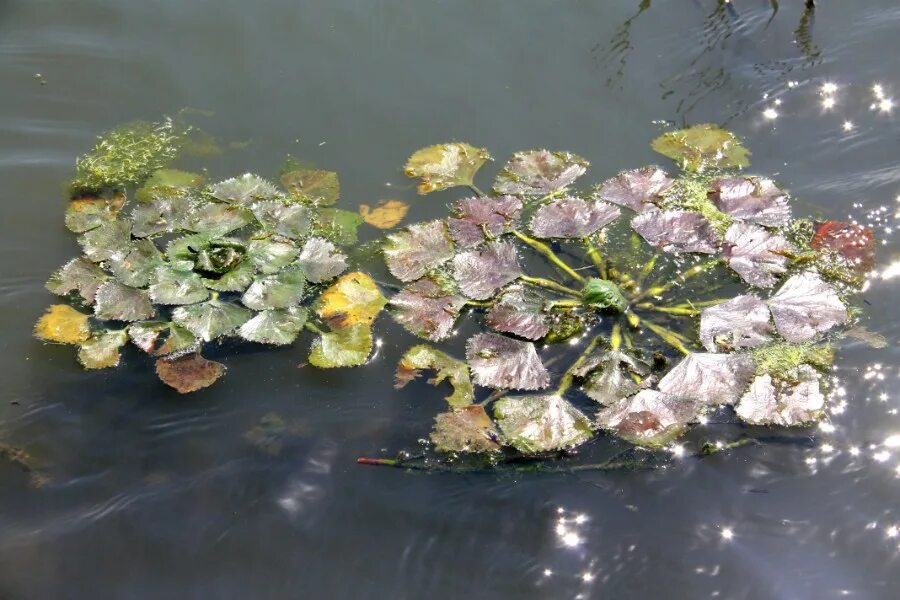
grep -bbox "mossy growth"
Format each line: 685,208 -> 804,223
783,218 -> 863,288
658,173 -> 733,236
751,341 -> 834,380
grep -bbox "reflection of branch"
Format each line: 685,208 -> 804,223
594,0 -> 653,88
794,1 -> 820,64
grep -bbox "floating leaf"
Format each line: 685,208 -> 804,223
183,201 -> 253,236
651,124 -> 751,171
127,321 -> 199,357
493,150 -> 588,196
246,237 -> 300,274
383,220 -> 454,282
395,345 -> 474,408
452,240 -> 522,300
77,329 -> 128,369
134,169 -> 204,203
210,173 -> 281,206
359,199 -> 408,229
93,281 -> 155,322
811,221 -> 876,275
242,268 -> 307,311
315,272 -> 386,329
280,169 -> 340,205
202,260 -> 255,293
131,195 -> 191,237
431,406 -> 502,453
447,196 -> 522,247
767,272 -> 848,342
493,394 -> 593,453
529,196 -> 620,239
148,265 -> 210,305
107,239 -> 164,287
296,237 -> 347,283
155,353 -> 225,393
596,166 -> 673,213
45,257 -> 107,304
308,323 -> 372,368
710,177 -> 790,227
574,351 -> 651,405
657,353 -> 755,406
699,295 -> 772,352
844,325 -> 887,349
542,310 -> 585,344
631,209 -> 719,254
172,298 -> 252,341
390,277 -> 466,341
581,278 -> 627,312
34,305 -> 91,344
723,223 -> 792,288
252,200 -> 313,239
485,286 -> 550,340
735,366 -> 825,426
596,390 -> 698,446
314,208 -> 364,245
64,192 -> 125,233
238,307 -> 308,345
78,220 -> 131,262
466,333 -> 549,390
404,143 -> 491,194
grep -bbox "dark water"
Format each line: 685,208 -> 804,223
2,1 -> 899,598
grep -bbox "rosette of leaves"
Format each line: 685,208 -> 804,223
377,128 -> 873,464
37,133 -> 385,392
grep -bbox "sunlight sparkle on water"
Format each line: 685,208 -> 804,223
842,120 -> 854,131
720,528 -> 734,541
763,107 -> 779,120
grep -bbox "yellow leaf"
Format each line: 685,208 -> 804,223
316,272 -> 387,329
34,305 -> 91,345
359,199 -> 409,229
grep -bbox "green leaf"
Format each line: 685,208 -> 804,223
78,220 -> 131,263
107,239 -> 164,287
493,394 -> 593,454
252,201 -> 313,238
172,298 -> 252,341
296,237 -> 348,283
404,143 -> 491,194
247,237 -> 300,274
315,272 -> 386,329
148,265 -> 210,305
127,321 -> 198,357
64,192 -> 125,233
395,345 -> 474,408
314,208 -> 364,245
77,329 -> 128,369
210,174 -> 281,205
651,124 -> 751,172
202,260 -> 256,293
183,201 -> 253,236
94,281 -> 155,322
430,405 -> 502,453
130,195 -> 191,237
582,278 -> 627,312
280,169 -> 340,205
241,268 -> 307,311
238,307 -> 308,345
308,323 -> 373,368
134,169 -> 204,203
45,257 -> 108,304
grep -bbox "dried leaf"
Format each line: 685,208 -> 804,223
389,277 -> 466,341
148,265 -> 210,305
631,210 -> 719,254
447,196 -> 522,247
699,295 -> 772,352
404,143 -> 491,194
735,367 -> 825,426
64,192 -> 126,233
575,351 -> 651,405
280,169 -> 340,205
308,323 -> 372,368
493,150 -> 588,196
251,200 -> 313,239
172,298 -> 252,341
596,390 -> 698,446
431,405 -> 502,453
395,344 -> 474,408
466,333 -> 549,390
651,124 -> 751,171
657,353 -> 755,406
359,199 -> 408,229
529,196 -> 620,239
77,329 -> 128,369
710,177 -> 790,227
238,307 -> 308,346
296,237 -> 348,283
242,268 -> 307,311
383,220 -> 454,282
811,221 -> 876,275
155,354 -> 225,393
452,240 -> 522,300
767,272 -> 848,342
596,166 -> 673,213
34,305 -> 91,344
493,394 -> 593,453
210,173 -> 281,205
45,257 -> 107,304
485,286 -> 550,340
316,272 -> 386,329
723,223 -> 792,288
93,281 -> 155,322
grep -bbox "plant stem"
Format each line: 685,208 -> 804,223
556,334 -> 604,395
464,299 -> 492,308
468,184 -> 487,197
634,302 -> 700,317
641,320 -> 691,355
637,254 -> 659,284
547,299 -> 583,309
520,275 -> 581,298
634,258 -> 722,302
304,322 -> 326,335
512,230 -> 586,283
610,323 -> 622,351
583,237 -> 607,278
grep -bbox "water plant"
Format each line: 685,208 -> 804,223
371,125 -> 874,463
36,120 -> 385,392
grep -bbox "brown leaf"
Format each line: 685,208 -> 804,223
359,200 -> 408,229
155,354 -> 225,394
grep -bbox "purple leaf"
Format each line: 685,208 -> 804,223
596,390 -> 700,446
767,272 -> 848,342
493,150 -> 588,196
657,353 -> 755,406
735,366 -> 825,425
466,332 -> 550,390
492,394 -> 593,453
699,295 -> 773,352
390,277 -> 467,341
484,286 -> 550,340
631,210 -> 719,254
529,196 -> 620,239
452,240 -> 522,300
723,223 -> 792,288
596,166 -> 673,213
574,351 -> 652,405
447,196 -> 522,248
711,177 -> 791,227
383,220 -> 455,282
